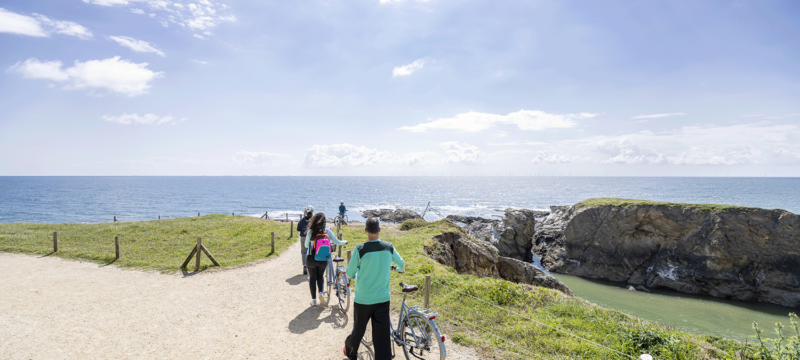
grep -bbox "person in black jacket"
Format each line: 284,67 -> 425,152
297,205 -> 313,275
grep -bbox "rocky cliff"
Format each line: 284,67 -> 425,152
460,208 -> 545,262
533,199 -> 800,307
427,231 -> 572,295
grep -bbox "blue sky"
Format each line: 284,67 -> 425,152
1,0 -> 799,176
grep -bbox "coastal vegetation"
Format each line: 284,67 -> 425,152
0,214 -> 773,358
575,198 -> 764,213
0,214 -> 295,272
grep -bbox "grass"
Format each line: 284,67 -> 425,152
0,214 -> 297,272
0,215 -> 766,358
575,198 -> 763,213
335,219 -> 762,359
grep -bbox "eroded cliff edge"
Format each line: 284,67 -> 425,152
534,199 -> 800,307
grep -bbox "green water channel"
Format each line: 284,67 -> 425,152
552,273 -> 797,342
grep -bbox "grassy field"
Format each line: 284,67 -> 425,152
336,219 -> 761,360
0,215 -> 764,359
0,214 -> 297,272
575,198 -> 763,213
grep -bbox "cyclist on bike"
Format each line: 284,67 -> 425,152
297,205 -> 313,275
305,212 -> 347,306
343,217 -> 404,360
339,201 -> 346,218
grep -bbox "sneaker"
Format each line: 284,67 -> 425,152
310,299 -> 317,306
303,266 -> 307,275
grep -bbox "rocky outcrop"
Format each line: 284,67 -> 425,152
445,215 -> 487,225
533,201 -> 800,307
427,231 -> 572,295
362,209 -> 423,223
462,208 -> 538,262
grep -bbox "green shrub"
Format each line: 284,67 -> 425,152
620,326 -> 699,359
400,219 -> 428,230
753,312 -> 800,360
488,281 -> 525,306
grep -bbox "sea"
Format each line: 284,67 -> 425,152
2,176 -> 799,341
1,176 -> 798,224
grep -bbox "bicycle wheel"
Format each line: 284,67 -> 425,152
360,319 -> 373,346
398,313 -> 445,360
336,270 -> 350,313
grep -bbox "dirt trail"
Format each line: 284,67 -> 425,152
0,243 -> 477,360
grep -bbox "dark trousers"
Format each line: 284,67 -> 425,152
345,301 -> 391,360
307,256 -> 326,298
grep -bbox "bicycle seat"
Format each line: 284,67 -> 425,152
332,257 -> 345,263
399,282 -> 418,293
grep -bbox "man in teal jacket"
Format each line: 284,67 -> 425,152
344,217 -> 404,360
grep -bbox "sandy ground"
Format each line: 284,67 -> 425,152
0,243 -> 478,360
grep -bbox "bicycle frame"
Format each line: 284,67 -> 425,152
390,293 -> 444,354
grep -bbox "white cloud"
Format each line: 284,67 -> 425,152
8,57 -> 163,96
531,152 -> 583,164
191,59 -> 208,65
630,112 -> 686,119
440,142 -> 482,165
0,8 -> 47,37
232,151 -> 293,167
101,113 -> 184,125
108,36 -> 166,57
401,110 -> 595,132
194,34 -> 205,40
392,59 -> 426,77
304,144 -> 394,168
533,123 -> 800,166
83,0 -> 235,35
0,8 -> 92,39
131,8 -> 145,14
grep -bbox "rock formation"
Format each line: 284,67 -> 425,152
361,209 -> 423,223
461,208 -> 539,262
427,231 -> 572,295
533,201 -> 800,307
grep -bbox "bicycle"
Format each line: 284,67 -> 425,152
333,213 -> 348,229
361,265 -> 446,360
325,249 -> 351,313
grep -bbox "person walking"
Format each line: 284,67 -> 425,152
305,212 -> 347,306
297,206 -> 313,275
343,217 -> 404,360
339,201 -> 346,218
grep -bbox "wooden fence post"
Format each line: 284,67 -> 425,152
271,232 -> 275,254
198,212 -> 200,217
115,236 -> 120,260
53,231 -> 58,252
424,275 -> 431,308
290,221 -> 293,238
346,250 -> 351,264
195,237 -> 202,271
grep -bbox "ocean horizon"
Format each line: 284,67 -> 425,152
2,176 -> 799,224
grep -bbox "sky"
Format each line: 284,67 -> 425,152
1,0 -> 799,176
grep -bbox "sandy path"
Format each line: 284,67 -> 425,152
0,244 -> 478,360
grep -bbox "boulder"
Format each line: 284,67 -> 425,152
362,209 -> 423,223
533,200 -> 800,307
427,231 -> 572,294
496,256 -> 573,295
